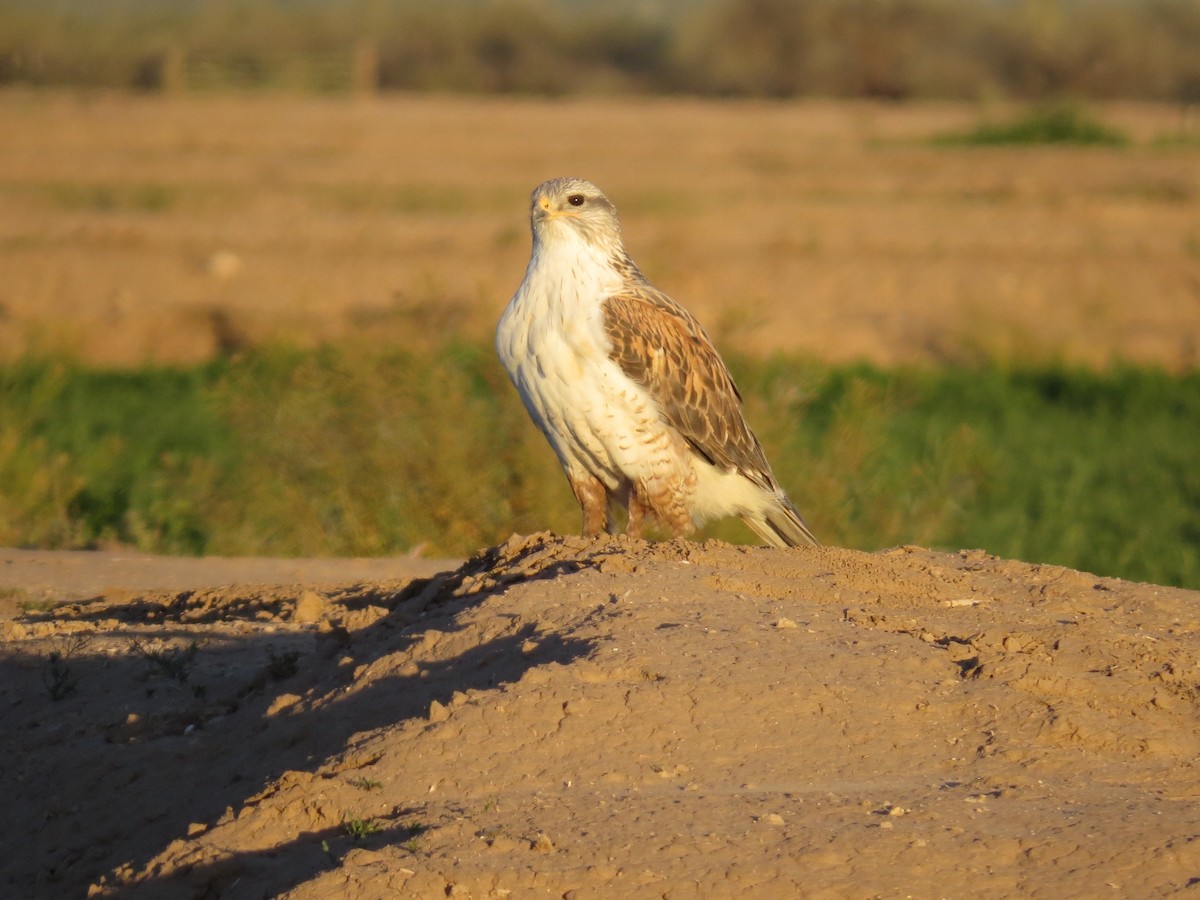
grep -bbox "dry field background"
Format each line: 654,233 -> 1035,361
1,90 -> 1198,369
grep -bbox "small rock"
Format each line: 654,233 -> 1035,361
186,822 -> 208,836
763,813 -> 786,826
343,848 -> 386,868
531,832 -> 555,852
774,618 -> 798,629
108,712 -> 148,743
291,591 -> 327,624
597,556 -> 634,575
205,250 -> 242,279
428,699 -> 450,723
267,693 -> 302,716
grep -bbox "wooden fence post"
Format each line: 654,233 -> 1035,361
160,44 -> 186,93
353,42 -> 379,95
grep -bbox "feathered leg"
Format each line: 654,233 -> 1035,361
626,485 -> 649,539
569,473 -> 608,537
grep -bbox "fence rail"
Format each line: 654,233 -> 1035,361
141,44 -> 379,94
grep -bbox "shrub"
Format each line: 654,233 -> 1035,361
934,103 -> 1130,146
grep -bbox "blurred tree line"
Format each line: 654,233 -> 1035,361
1,0 -> 1198,102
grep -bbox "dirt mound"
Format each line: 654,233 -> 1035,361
2,534 -> 1198,898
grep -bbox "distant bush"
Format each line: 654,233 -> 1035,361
934,104 -> 1131,147
2,0 -> 1200,102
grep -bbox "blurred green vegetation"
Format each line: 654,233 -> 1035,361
1,0 -> 1199,102
933,103 -> 1131,146
2,345 -> 1198,588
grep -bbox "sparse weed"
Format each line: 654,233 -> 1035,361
43,181 -> 179,214
42,634 -> 91,701
130,638 -> 200,683
44,654 -> 76,701
0,587 -> 43,612
348,777 -> 384,792
343,817 -> 381,841
17,596 -> 56,614
1152,131 -> 1200,149
401,821 -> 428,853
266,649 -> 300,681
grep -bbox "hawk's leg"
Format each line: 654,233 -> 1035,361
641,482 -> 695,540
626,485 -> 649,539
569,473 -> 608,537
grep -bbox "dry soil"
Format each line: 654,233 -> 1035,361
2,534 -> 1197,898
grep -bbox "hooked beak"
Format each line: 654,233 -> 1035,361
533,194 -> 578,223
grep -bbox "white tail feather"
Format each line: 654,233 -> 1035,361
742,497 -> 820,548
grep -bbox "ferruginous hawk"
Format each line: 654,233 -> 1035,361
496,177 -> 819,548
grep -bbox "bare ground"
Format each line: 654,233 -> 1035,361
2,534 -> 1197,898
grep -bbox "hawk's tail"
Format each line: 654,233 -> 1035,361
742,495 -> 821,549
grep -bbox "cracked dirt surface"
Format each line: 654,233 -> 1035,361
1,533 -> 1198,898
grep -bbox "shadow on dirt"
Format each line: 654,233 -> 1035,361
0,534 -> 605,898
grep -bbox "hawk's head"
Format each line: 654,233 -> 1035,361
529,177 -> 623,254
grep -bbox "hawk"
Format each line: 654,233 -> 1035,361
496,177 -> 819,548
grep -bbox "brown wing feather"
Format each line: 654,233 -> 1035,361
602,285 -> 777,489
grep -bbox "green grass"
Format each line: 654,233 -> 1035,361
0,357 -> 231,552
935,104 -> 1131,147
2,345 -> 1198,589
342,817 -> 381,841
42,181 -> 181,214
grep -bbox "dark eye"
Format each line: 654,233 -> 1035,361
567,194 -> 585,207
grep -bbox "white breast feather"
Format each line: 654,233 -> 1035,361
497,229 -> 684,496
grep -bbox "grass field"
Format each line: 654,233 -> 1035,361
3,347 -> 1198,589
1,92 -> 1197,585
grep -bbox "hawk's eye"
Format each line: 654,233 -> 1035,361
567,194 -> 585,207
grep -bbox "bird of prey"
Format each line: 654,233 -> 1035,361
496,177 -> 819,548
